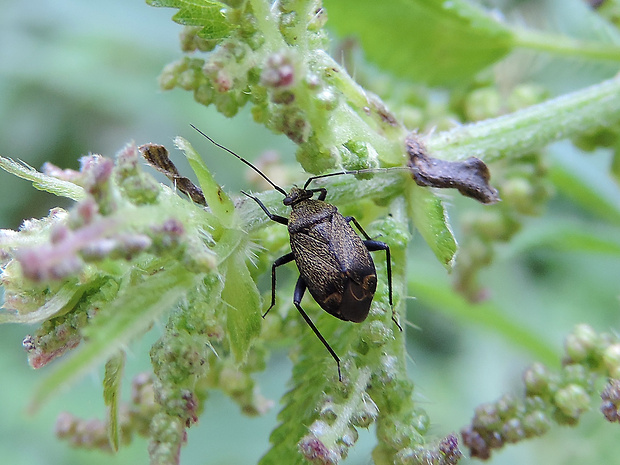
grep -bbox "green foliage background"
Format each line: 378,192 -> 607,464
0,1 -> 619,464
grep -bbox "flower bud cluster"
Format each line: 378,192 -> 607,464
179,26 -> 219,53
146,300 -> 211,459
150,301 -> 212,415
157,0 -> 400,176
215,354 -> 274,416
55,411 -> 117,451
461,393 -> 552,460
600,379 -> 620,422
8,146 -> 200,284
114,142 -> 161,205
23,303 -> 90,369
296,374 -> 382,463
361,211 -> 445,462
277,0 -> 328,46
462,325 -> 620,460
1,139 -> 225,386
449,82 -> 549,123
394,434 -> 462,465
563,323 -> 620,377
147,278 -> 272,459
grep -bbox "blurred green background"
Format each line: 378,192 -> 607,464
1,1 -> 619,464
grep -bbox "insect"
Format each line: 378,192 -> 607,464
191,125 -> 401,381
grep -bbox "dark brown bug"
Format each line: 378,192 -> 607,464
191,125 -> 400,380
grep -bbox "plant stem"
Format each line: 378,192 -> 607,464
249,0 -> 286,50
427,75 -> 620,163
313,50 -> 407,162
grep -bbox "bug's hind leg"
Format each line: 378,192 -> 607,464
293,276 -> 342,381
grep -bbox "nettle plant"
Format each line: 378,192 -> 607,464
2,0 -> 620,464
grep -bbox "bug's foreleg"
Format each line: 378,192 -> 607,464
364,240 -> 402,332
242,191 -> 288,225
293,276 -> 342,381
263,252 -> 295,318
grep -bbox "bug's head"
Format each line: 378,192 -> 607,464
283,186 -> 313,206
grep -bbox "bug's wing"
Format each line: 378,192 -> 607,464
329,214 -> 376,283
328,214 -> 377,322
290,229 -> 346,316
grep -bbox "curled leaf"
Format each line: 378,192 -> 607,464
140,143 -> 207,206
174,136 -> 235,225
406,133 -> 500,204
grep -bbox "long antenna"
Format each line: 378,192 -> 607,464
190,124 -> 288,196
303,167 -> 410,189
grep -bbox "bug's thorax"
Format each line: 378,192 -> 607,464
286,193 -> 337,234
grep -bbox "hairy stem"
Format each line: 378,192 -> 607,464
427,75 -> 620,162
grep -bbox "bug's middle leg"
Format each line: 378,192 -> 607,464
293,276 -> 342,381
263,252 -> 295,318
344,216 -> 372,240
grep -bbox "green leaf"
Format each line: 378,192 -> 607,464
29,264 -> 195,412
174,136 -> 235,226
324,0 -> 513,86
0,156 -> 84,201
146,0 -> 232,39
407,184 -> 457,270
221,251 -> 261,363
103,351 -> 126,452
